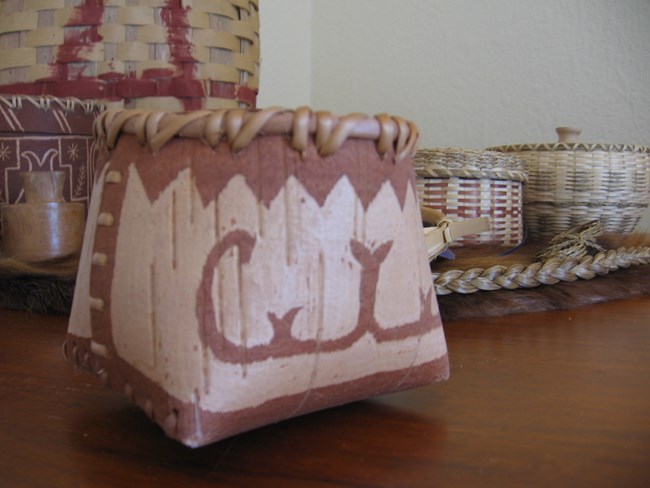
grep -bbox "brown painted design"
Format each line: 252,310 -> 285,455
0,97 -> 101,207
0,136 -> 95,206
104,134 -> 415,212
88,132 -> 422,355
0,99 -> 99,135
197,237 -> 437,363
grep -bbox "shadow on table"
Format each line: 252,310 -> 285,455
66,394 -> 447,486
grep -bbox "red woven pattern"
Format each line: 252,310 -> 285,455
0,1 -> 260,111
417,177 -> 524,247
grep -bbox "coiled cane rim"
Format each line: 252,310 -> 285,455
95,106 -> 420,160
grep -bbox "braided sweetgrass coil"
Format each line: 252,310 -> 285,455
432,246 -> 650,295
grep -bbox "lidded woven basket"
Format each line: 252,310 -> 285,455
65,107 -> 450,447
414,148 -> 527,247
489,127 -> 650,239
0,0 -> 259,111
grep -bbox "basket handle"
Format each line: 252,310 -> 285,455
556,127 -> 581,143
420,206 -> 490,261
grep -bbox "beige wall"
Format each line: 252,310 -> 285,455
257,0 -> 312,108
258,0 -> 650,230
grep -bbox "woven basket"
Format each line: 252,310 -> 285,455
489,127 -> 650,239
0,0 -> 259,111
414,148 -> 527,247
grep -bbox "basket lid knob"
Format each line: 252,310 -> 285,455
556,127 -> 581,143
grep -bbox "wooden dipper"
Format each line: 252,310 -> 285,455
1,172 -> 85,262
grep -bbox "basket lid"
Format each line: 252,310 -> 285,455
95,106 -> 420,159
413,147 -> 527,182
488,127 -> 650,154
0,95 -> 104,135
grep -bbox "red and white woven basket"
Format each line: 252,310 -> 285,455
0,0 -> 259,111
414,148 -> 527,247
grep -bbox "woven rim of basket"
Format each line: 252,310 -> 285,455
415,165 -> 528,183
95,106 -> 421,159
414,148 -> 527,182
0,94 -> 105,113
488,143 -> 650,153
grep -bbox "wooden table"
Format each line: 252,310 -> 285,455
1,297 -> 649,487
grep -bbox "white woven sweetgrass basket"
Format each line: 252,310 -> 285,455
489,128 -> 650,239
414,148 -> 527,247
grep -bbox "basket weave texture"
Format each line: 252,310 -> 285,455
489,140 -> 650,238
0,0 -> 259,111
414,148 -> 527,247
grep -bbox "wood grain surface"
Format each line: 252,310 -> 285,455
1,297 -> 649,487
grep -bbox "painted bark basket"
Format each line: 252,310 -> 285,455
0,95 -> 101,210
0,0 -> 259,111
65,107 -> 450,447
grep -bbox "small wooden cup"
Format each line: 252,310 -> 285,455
1,172 -> 85,262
